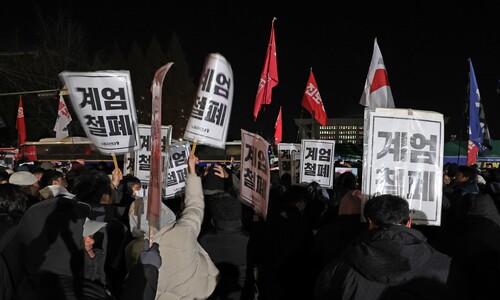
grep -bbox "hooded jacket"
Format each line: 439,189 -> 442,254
314,226 -> 452,300
154,173 -> 219,300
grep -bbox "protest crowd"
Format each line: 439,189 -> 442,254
0,15 -> 496,300
0,154 -> 499,300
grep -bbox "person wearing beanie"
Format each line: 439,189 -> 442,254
201,163 -> 241,235
199,195 -> 249,299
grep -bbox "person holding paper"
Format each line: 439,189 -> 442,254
154,154 -> 219,300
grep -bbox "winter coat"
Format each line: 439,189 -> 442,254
154,173 -> 219,300
314,226 -> 453,300
246,203 -> 314,300
3,196 -> 90,299
199,219 -> 250,300
435,192 -> 500,299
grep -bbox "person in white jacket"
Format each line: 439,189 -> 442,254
154,153 -> 219,300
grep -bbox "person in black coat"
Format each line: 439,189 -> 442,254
311,189 -> 366,280
246,185 -> 314,300
314,194 -> 459,300
435,189 -> 500,299
199,194 -> 250,300
0,184 -> 28,300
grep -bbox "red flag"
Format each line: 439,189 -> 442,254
16,96 -> 26,146
15,95 -> 37,161
148,63 -> 174,231
301,70 -> 328,126
467,140 -> 479,166
253,18 -> 278,121
274,106 -> 282,144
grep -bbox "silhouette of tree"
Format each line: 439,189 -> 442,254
0,10 -> 104,146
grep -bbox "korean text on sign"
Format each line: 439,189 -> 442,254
363,108 -> 444,225
59,71 -> 140,155
300,139 -> 335,188
240,129 -> 270,219
134,124 -> 172,182
184,53 -> 234,149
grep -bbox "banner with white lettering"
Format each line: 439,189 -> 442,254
59,71 -> 140,154
277,143 -> 301,180
134,124 -> 172,183
240,129 -> 270,219
163,142 -> 191,199
362,108 -> 444,226
299,139 -> 335,188
183,53 -> 234,149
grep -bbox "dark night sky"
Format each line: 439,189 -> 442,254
3,1 -> 500,143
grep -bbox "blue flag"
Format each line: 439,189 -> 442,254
469,59 -> 492,154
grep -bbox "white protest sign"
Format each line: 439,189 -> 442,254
362,108 -> 444,226
59,71 -> 140,154
299,139 -> 335,188
163,142 -> 191,199
183,53 -> 234,149
277,143 -> 301,180
240,129 -> 270,219
134,124 -> 172,183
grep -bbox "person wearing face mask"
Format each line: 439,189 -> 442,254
125,177 -> 176,273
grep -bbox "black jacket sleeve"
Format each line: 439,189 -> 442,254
120,264 -> 158,300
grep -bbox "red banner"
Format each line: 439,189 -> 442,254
253,18 -> 278,121
301,70 -> 328,126
16,96 -> 26,146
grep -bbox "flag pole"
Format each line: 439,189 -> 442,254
311,111 -> 316,139
191,141 -> 197,155
296,109 -> 304,143
111,151 -> 119,170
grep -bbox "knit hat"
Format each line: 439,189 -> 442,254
9,171 -> 37,186
210,195 -> 242,222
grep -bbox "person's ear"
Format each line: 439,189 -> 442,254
405,216 -> 412,228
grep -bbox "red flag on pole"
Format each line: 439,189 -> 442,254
301,69 -> 328,126
253,18 -> 278,121
147,63 -> 174,232
274,106 -> 282,144
16,96 -> 26,146
15,95 -> 37,161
